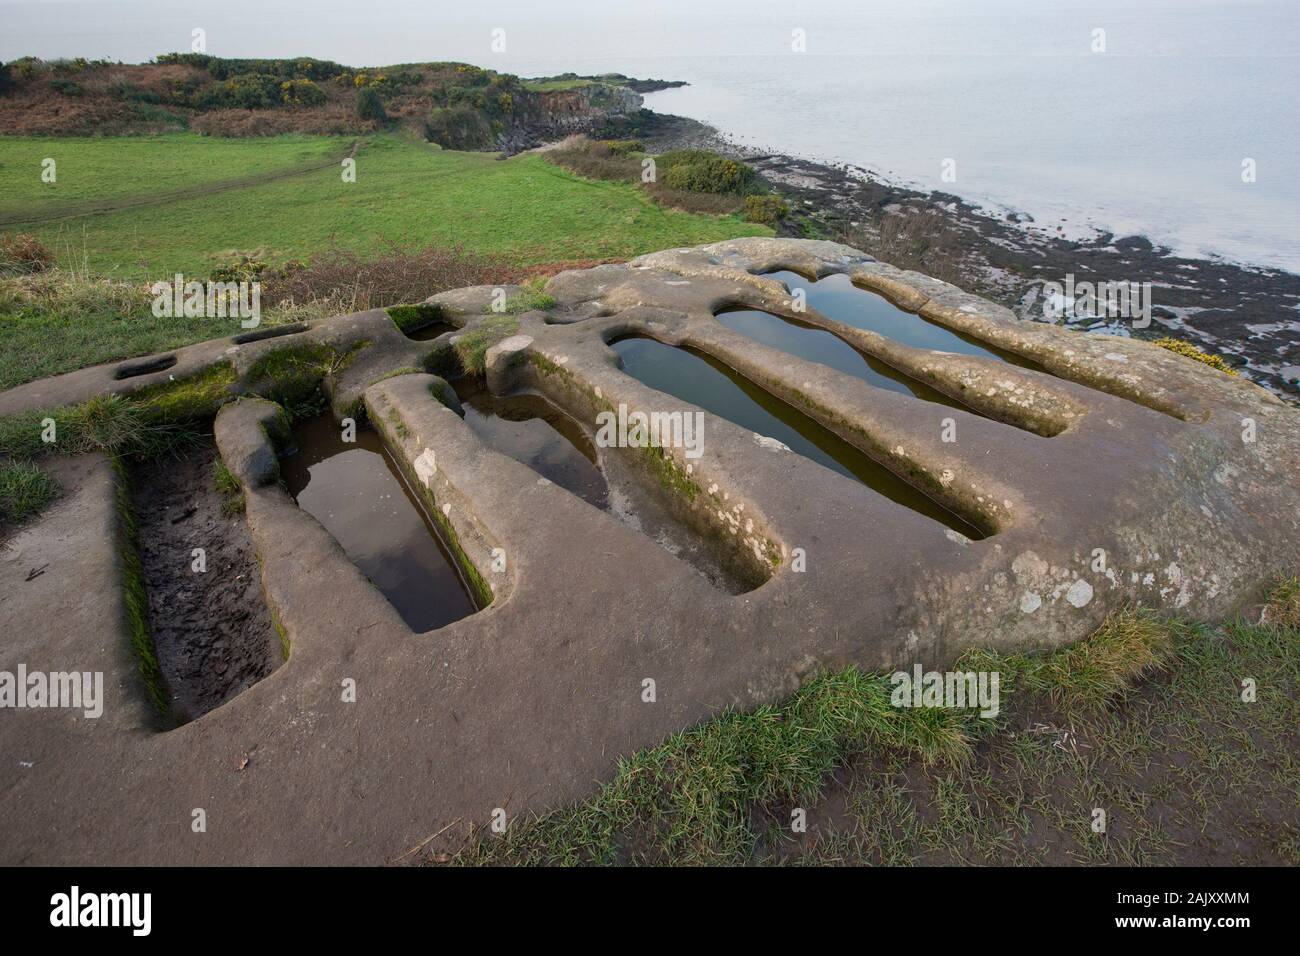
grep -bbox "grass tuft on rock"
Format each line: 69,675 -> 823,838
454,316 -> 519,375
386,302 -> 445,334
212,460 -> 244,515
450,668 -> 990,866
0,391 -> 208,462
0,364 -> 234,462
447,608 -> 1212,866
485,277 -> 555,316
1261,574 -> 1300,630
960,607 -> 1177,713
0,461 -> 60,526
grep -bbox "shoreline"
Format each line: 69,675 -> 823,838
619,108 -> 1300,399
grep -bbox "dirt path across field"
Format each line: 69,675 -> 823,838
0,140 -> 359,228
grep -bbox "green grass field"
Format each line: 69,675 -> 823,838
0,134 -> 352,222
521,78 -> 595,92
0,133 -> 768,279
0,132 -> 767,390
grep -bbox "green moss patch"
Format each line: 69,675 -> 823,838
246,340 -> 365,419
130,361 -> 238,422
454,316 -> 519,375
641,444 -> 699,502
112,459 -> 169,722
212,459 -> 245,515
272,606 -> 290,662
1153,337 -> 1238,376
387,302 -> 445,334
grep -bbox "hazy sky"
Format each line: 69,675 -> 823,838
2,0 -> 1294,69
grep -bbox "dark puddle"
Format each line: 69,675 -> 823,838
714,307 -> 965,409
407,321 -> 456,342
115,354 -> 176,380
767,270 -> 1040,370
131,439 -> 281,724
280,414 -> 478,632
452,377 -> 609,510
612,336 -> 985,539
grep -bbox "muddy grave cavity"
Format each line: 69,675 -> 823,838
280,413 -> 478,632
130,439 -> 282,724
611,335 -> 985,539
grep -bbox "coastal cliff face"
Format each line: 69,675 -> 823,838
536,84 -> 643,126
500,83 -> 643,152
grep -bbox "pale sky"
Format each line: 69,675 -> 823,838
2,0 -> 1294,68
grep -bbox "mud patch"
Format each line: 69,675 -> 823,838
130,439 -> 281,724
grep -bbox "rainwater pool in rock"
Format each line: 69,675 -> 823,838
281,414 -> 477,632
713,307 -> 965,408
453,378 -> 608,510
767,270 -> 1038,368
611,336 -> 984,538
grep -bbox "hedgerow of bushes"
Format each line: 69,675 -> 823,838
545,138 -> 788,225
423,105 -> 494,150
0,55 -> 541,146
657,150 -> 760,196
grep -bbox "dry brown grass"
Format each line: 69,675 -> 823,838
545,138 -> 642,181
644,181 -> 745,215
189,105 -> 378,137
258,241 -> 520,313
0,233 -> 56,276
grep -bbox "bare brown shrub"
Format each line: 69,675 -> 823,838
544,138 -> 641,182
643,181 -> 744,215
190,104 -> 375,137
0,234 -> 56,276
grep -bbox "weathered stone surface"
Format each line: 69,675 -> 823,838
0,238 -> 1295,865
214,398 -> 289,487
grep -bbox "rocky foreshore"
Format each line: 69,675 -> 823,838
614,109 -> 1300,399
